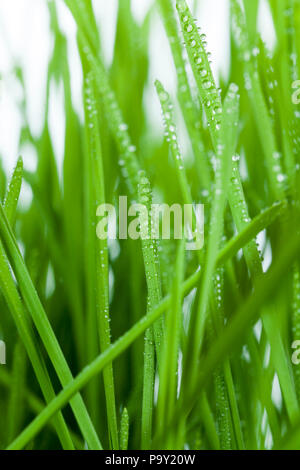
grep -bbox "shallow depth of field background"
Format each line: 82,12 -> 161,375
0,0 -> 300,449
0,0 -> 276,181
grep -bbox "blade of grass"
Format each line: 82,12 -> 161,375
0,161 -> 74,450
0,368 -> 83,449
0,202 -> 102,449
158,0 -> 211,189
184,83 -> 240,390
208,271 -> 234,449
120,408 -> 129,451
156,239 -> 185,449
4,156 -> 23,226
228,158 -> 299,424
292,262 -> 300,403
154,222 -> 300,444
83,71 -> 119,449
6,341 -> 27,444
8,213 -> 300,450
78,32 -> 140,197
230,0 -> 285,200
138,171 -> 163,449
176,0 -> 223,149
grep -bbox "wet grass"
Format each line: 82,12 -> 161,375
0,0 -> 300,450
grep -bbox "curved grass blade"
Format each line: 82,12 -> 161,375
230,0 -> 285,200
156,239 -> 185,448
184,84 -> 240,390
64,0 -> 100,54
6,341 -> 27,444
0,163 -> 75,450
228,159 -> 299,424
158,224 -> 300,442
155,80 -> 204,256
2,175 -> 283,453
155,80 -> 194,207
4,157 -> 23,227
78,33 -> 140,197
292,263 -> 300,403
208,271 -> 233,450
8,215 -> 300,450
0,368 -> 83,449
158,0 -> 211,188
138,171 -> 163,448
0,202 -> 102,449
176,0 -> 222,149
4,161 -> 288,450
217,200 -> 286,266
84,71 -> 119,449
210,269 -> 244,449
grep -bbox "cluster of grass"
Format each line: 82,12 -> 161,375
0,0 -> 300,450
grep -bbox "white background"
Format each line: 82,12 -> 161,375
0,0 -> 275,177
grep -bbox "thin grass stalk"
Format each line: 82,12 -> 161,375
83,71 -> 119,449
158,0 -> 211,188
138,171 -> 163,448
0,161 -> 74,450
8,221 -> 300,450
0,202 -> 102,449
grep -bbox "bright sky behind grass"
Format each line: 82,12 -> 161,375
0,0 -> 274,177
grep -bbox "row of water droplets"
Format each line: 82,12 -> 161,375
292,264 -> 300,399
176,0 -> 222,134
83,73 -> 112,342
209,82 -> 240,209
103,85 -> 140,195
206,141 -> 226,235
261,44 -> 278,118
291,47 -> 300,152
230,156 -> 251,225
230,3 -> 289,194
81,42 -> 140,197
214,268 -> 225,321
155,80 -> 185,172
229,155 -> 265,268
231,0 -> 252,63
210,266 -> 232,450
293,267 -> 300,342
225,82 -> 240,120
84,73 -> 98,143
84,72 -> 108,217
261,42 -> 300,188
162,2 -> 210,189
289,43 -> 300,169
230,0 -> 261,94
138,170 -> 152,240
271,151 -> 288,190
155,79 -> 204,247
138,170 -> 161,282
138,171 -> 163,361
259,44 -> 300,188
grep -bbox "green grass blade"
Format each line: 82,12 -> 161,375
138,171 -> 163,448
4,157 -> 23,226
120,408 -> 129,451
156,239 -> 185,448
0,165 -> 75,450
8,216 -> 300,450
158,0 -> 211,188
83,71 -> 119,449
0,202 -> 102,449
